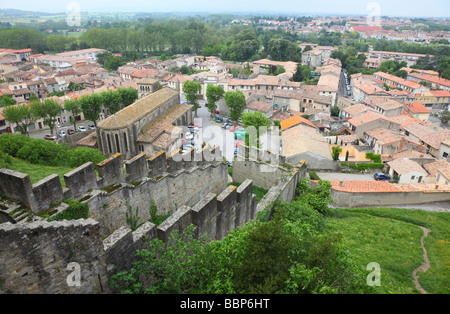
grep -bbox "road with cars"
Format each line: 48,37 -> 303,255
28,120 -> 97,142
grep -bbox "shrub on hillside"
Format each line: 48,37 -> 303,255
0,134 -> 105,168
0,133 -> 31,156
16,139 -> 70,166
68,146 -> 106,169
0,151 -> 12,168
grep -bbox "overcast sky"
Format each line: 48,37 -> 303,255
2,0 -> 449,18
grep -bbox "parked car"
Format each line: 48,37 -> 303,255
58,130 -> 66,137
44,134 -> 57,141
229,126 -> 240,132
185,133 -> 193,140
67,129 -> 75,135
88,124 -> 96,130
374,173 -> 391,181
78,126 -> 87,132
222,122 -> 231,129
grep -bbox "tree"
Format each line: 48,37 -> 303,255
117,87 -> 138,108
64,98 -> 82,130
2,104 -> 35,136
232,212 -> 297,293
223,29 -> 260,62
68,82 -> 85,91
393,70 -> 408,79
79,94 -> 102,127
332,146 -> 342,161
440,110 -> 450,125
183,80 -> 202,117
241,111 -> 272,148
268,38 -> 301,62
0,94 -> 16,107
31,99 -> 62,136
179,65 -> 189,74
205,84 -> 224,115
104,55 -> 123,71
330,106 -> 340,117
302,45 -> 313,53
292,65 -> 311,82
224,91 -> 246,123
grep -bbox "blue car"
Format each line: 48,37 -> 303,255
374,173 -> 391,181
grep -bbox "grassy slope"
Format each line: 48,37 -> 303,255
325,207 -> 450,294
5,158 -> 74,188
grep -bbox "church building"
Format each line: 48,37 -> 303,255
96,80 -> 193,160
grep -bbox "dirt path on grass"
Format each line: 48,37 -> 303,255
412,226 -> 432,294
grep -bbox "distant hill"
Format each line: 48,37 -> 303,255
0,8 -> 59,16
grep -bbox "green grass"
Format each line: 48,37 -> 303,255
325,207 -> 450,294
228,182 -> 268,203
4,158 -> 75,188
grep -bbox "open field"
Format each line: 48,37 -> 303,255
325,207 -> 450,294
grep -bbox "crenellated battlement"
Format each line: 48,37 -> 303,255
0,147 -> 306,294
0,145 -> 222,213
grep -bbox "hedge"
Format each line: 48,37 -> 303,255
341,163 -> 384,171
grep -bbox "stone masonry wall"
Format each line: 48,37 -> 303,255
0,178 -> 258,294
0,146 -> 305,294
232,145 -> 295,190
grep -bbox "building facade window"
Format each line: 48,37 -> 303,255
123,132 -> 128,152
107,134 -> 112,154
115,134 -> 120,153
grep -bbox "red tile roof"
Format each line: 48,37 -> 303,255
328,180 -> 450,193
281,114 -> 317,130
405,101 -> 430,114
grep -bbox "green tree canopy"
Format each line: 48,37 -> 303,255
224,91 -> 246,123
183,80 -> 202,117
0,94 -> 17,107
31,99 -> 62,136
268,38 -> 301,62
241,111 -> 273,148
79,93 -> 102,127
2,103 -> 35,135
64,98 -> 82,130
206,84 -> 225,115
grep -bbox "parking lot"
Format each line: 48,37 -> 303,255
29,120 -> 96,142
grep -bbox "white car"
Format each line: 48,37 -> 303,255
185,133 -> 193,140
88,124 -> 96,130
78,126 -> 87,132
58,130 -> 66,137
